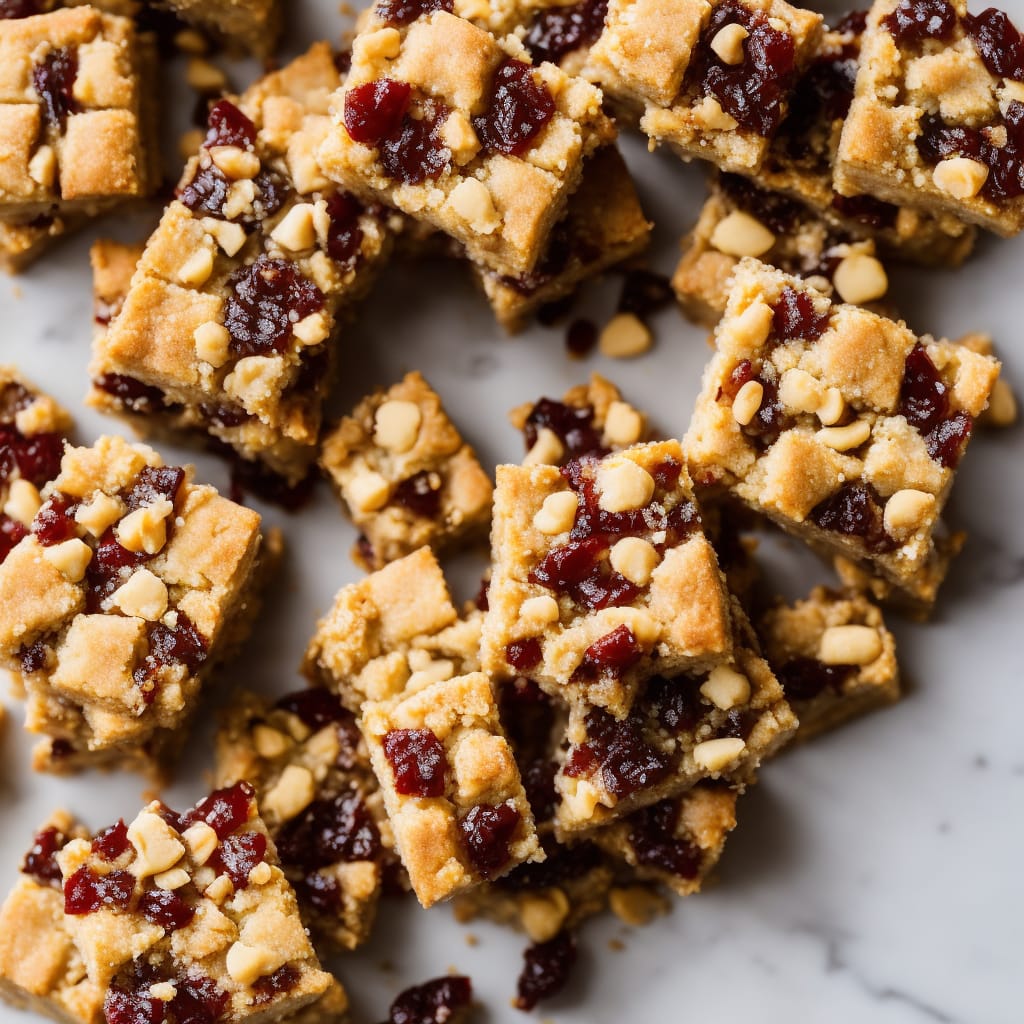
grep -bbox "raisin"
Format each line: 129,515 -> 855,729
618,269 -> 675,319
391,470 -> 442,518
565,318 -> 598,358
525,0 -> 609,65
563,707 -> 669,798
831,192 -> 899,229
644,673 -> 702,733
472,59 -> 556,157
515,932 -> 577,1011
32,48 -> 78,128
180,781 -> 254,840
777,657 -> 854,700
458,802 -> 521,878
626,801 -> 703,878
718,174 -> 804,234
772,285 -> 831,341
383,728 -> 448,797
740,374 -> 792,448
207,831 -> 267,889
810,481 -> 897,554
344,79 -> 412,144
379,99 -> 451,183
499,836 -> 603,891
137,888 -> 196,931
882,0 -> 957,45
325,191 -> 365,265
506,637 -> 543,671
203,99 -> 257,149
92,820 -> 130,861
225,257 -> 324,356
374,0 -> 452,26
92,374 -> 168,415
521,758 -> 558,822
274,687 -> 353,732
386,975 -> 472,1024
523,398 -> 607,461
21,826 -> 68,885
63,866 -> 135,915
275,789 -> 382,871
965,7 -> 1024,80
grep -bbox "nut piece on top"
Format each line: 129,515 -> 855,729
88,44 -> 394,488
214,686 -> 394,951
759,585 -> 899,741
0,435 -> 266,778
584,0 -> 823,172
685,258 -> 1000,609
320,371 -> 493,572
835,0 -> 1024,237
483,439 -> 734,717
316,2 -> 616,278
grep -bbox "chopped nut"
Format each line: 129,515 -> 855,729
521,594 -> 560,626
154,867 -> 190,890
817,419 -> 871,451
356,25 -> 402,61
440,111 -> 481,165
609,885 -> 668,927
199,217 -> 246,257
709,211 -> 775,258
779,368 -> 823,414
41,539 -> 92,582
74,493 -> 124,537
347,470 -> 391,513
108,568 -> 169,621
223,180 -> 256,221
292,311 -> 330,346
816,387 -> 846,426
205,873 -> 234,904
692,95 -> 739,130
832,253 -> 888,305
178,247 -> 214,287
115,498 -> 173,555
984,378 -> 1017,428
603,401 -> 644,446
726,299 -> 774,348
599,313 -> 652,359
3,478 -> 42,526
209,145 -> 261,180
524,427 -> 564,465
519,889 -> 570,943
194,321 -> 231,367
248,861 -> 273,886
448,177 -> 500,234
597,460 -> 655,513
819,624 -> 883,666
181,822 -> 218,865
226,942 -> 277,985
731,379 -> 764,426
700,664 -> 751,710
270,203 -> 318,252
186,57 -> 228,93
253,724 -> 291,759
692,736 -> 745,772
710,23 -> 749,64
149,981 -> 177,1002
933,157 -> 989,199
533,490 -> 578,534
27,145 -> 56,188
263,764 -> 316,823
128,811 -> 185,878
609,536 -> 659,586
374,399 -> 423,453
882,488 -> 935,537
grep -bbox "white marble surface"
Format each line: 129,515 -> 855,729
3,1 -> 1024,1021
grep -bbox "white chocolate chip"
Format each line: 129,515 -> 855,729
933,157 -> 989,199
700,665 -> 751,710
178,247 -> 214,287
710,211 -> 775,257
692,737 -> 745,772
778,368 -> 823,414
27,145 -> 56,188
253,724 -> 291,759
154,867 -> 190,890
832,253 -> 889,305
710,22 -> 748,63
115,499 -> 173,555
292,312 -> 330,346
128,811 -> 185,878
448,177 -> 500,234
599,313 -> 652,359
597,460 -> 655,513
3,478 -> 42,526
74,493 -> 124,538
523,427 -> 564,465
817,419 -> 871,451
209,145 -> 261,180
609,536 -> 659,586
199,217 -> 247,257
108,568 -> 169,621
263,764 -> 315,823
270,203 -> 318,252
727,299 -> 774,348
520,594 -> 560,626
347,470 -> 391,513
603,401 -> 643,446
181,822 -> 218,865
373,400 -> 422,453
226,942 -> 277,985
816,387 -> 846,426
731,379 -> 764,426
819,624 -> 883,666
882,488 -> 935,538
519,889 -> 570,943
204,873 -> 234,904
41,539 -> 92,582
194,321 -> 231,367
533,490 -> 578,534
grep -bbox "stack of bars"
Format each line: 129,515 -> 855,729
1,0 -> 1023,1017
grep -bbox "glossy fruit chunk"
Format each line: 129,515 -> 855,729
383,728 -> 448,797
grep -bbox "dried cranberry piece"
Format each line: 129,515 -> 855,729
32,48 -> 78,128
720,358 -> 755,401
742,374 -> 793,449
500,835 -> 603,891
203,99 -> 257,149
391,470 -> 442,519
92,374 -> 168,415
525,0 -> 609,66
0,514 -> 27,563
626,801 -> 702,878
383,728 -> 448,797
882,0 -> 956,45
644,673 -> 702,733
31,492 -> 76,546
475,576 -> 490,611
1,0 -> 42,16
200,403 -> 252,428
0,428 -> 64,488
506,637 -> 543,671
138,888 -> 196,931
274,687 -> 351,732
324,192 -> 365,265
379,99 -> 451,184
374,0 -> 452,25
718,174 -> 804,234
170,975 -> 228,1024
772,285 -> 830,341
982,101 -> 1024,201
473,58 -> 555,157
565,319 -> 598,358
17,638 -> 47,672
276,789 -> 382,871
387,976 -> 472,1024
572,624 -> 642,682
458,803 -> 521,879
63,866 -> 135,915
916,114 -> 983,166
618,269 -> 674,319
563,708 -> 669,798
92,820 -> 130,861
21,826 -> 68,884
133,613 -> 209,701
523,398 -> 607,460
344,79 -> 412,144
179,165 -> 231,217
252,169 -> 289,220
515,932 -> 577,1011
697,0 -> 796,136
208,831 -> 267,890
650,456 -> 682,490
124,465 -> 185,513
180,781 -> 255,840
521,758 -> 558,822
834,9 -> 868,34
777,657 -> 853,700
225,257 -> 325,357
253,965 -> 300,1007
831,192 -> 899,229
84,528 -> 149,612
106,963 -> 228,1024
103,975 -> 162,1024
810,482 -> 897,554
925,410 -> 972,468
776,49 -> 858,158
499,677 -> 555,757
898,343 -> 949,433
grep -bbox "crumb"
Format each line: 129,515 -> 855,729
608,938 -> 626,952
464,933 -> 479,947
